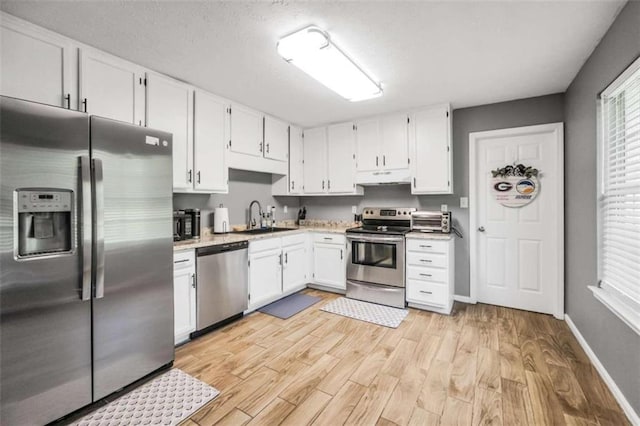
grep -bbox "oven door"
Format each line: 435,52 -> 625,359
346,233 -> 405,287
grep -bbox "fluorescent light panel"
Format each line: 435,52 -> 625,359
277,26 -> 382,102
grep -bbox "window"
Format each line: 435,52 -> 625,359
593,56 -> 640,335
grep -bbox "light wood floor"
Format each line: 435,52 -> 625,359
176,290 -> 629,426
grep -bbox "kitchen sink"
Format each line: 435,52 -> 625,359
233,227 -> 297,235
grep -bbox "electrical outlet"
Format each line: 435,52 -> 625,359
352,205 -> 357,214
460,197 -> 469,208
283,205 -> 288,214
441,204 -> 448,212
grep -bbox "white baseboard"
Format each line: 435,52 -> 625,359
564,315 -> 639,425
453,295 -> 475,304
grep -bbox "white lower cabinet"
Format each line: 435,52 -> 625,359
282,234 -> 308,293
405,236 -> 455,314
311,233 -> 346,292
248,234 -> 310,311
173,250 -> 196,345
248,239 -> 282,311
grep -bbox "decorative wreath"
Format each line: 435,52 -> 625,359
491,163 -> 539,178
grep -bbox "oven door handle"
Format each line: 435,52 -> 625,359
346,234 -> 404,243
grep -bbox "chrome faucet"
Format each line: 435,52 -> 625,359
248,200 -> 263,229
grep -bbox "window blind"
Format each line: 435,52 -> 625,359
599,57 -> 640,315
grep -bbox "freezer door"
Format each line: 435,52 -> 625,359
0,96 -> 92,425
90,116 -> 174,400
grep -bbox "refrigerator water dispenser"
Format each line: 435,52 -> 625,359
16,189 -> 73,257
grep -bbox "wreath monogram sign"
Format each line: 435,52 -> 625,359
491,164 -> 540,208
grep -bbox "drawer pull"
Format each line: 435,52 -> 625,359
419,245 -> 432,248
419,259 -> 432,263
323,237 -> 333,241
419,290 -> 433,294
174,259 -> 190,264
420,273 -> 432,277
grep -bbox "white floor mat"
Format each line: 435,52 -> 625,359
73,369 -> 218,426
320,297 -> 409,328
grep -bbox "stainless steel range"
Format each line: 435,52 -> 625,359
346,207 -> 416,308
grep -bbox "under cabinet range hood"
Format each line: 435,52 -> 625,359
356,169 -> 412,185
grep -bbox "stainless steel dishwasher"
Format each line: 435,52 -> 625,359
195,241 -> 248,334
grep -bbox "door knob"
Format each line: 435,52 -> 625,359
478,226 -> 485,232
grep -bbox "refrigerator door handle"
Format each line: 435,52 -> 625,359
93,158 -> 105,299
79,156 -> 92,301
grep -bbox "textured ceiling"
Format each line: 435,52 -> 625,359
0,1 -> 625,127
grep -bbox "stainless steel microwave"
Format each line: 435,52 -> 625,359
411,211 -> 451,233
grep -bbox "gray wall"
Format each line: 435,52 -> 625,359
564,0 -> 640,414
301,93 -> 565,297
174,169 -> 299,228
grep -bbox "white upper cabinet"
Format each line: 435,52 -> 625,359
79,48 -> 146,125
327,122 -> 356,193
230,104 -> 263,157
146,72 -> 194,191
410,104 -> 452,194
289,126 -> 304,194
1,17 -> 74,109
264,115 -> 289,162
380,113 -> 410,170
355,119 -> 381,172
303,127 -> 328,194
193,90 -> 229,193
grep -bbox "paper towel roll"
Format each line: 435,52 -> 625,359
213,207 -> 229,234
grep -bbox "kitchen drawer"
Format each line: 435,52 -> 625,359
312,233 -> 345,245
406,266 -> 448,284
281,233 -> 307,247
406,238 -> 448,254
406,251 -> 447,268
249,237 -> 281,254
174,249 -> 195,270
406,279 -> 448,307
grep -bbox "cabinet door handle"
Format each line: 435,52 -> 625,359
376,156 -> 379,167
419,245 -> 432,248
420,273 -> 432,277
322,180 -> 325,190
82,98 -> 88,112
327,180 -> 331,190
65,93 -> 71,109
266,143 -> 270,153
174,259 -> 190,264
291,180 -> 295,190
323,237 -> 333,241
197,171 -> 201,184
188,169 -> 193,183
383,155 -> 386,166
419,290 -> 433,294
340,249 -> 343,260
191,273 -> 196,289
285,252 -> 288,264
420,259 -> 432,263
259,142 -> 263,153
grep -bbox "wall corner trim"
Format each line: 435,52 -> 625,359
564,314 -> 640,425
453,295 -> 476,304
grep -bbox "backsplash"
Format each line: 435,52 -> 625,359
173,169 -> 300,228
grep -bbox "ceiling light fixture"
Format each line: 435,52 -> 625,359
277,26 -> 383,102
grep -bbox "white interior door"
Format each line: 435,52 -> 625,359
470,123 -> 564,318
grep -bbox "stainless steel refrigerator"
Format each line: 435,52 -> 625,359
0,96 -> 175,425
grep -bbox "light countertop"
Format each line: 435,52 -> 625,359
405,231 -> 454,240
174,225 -> 352,251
